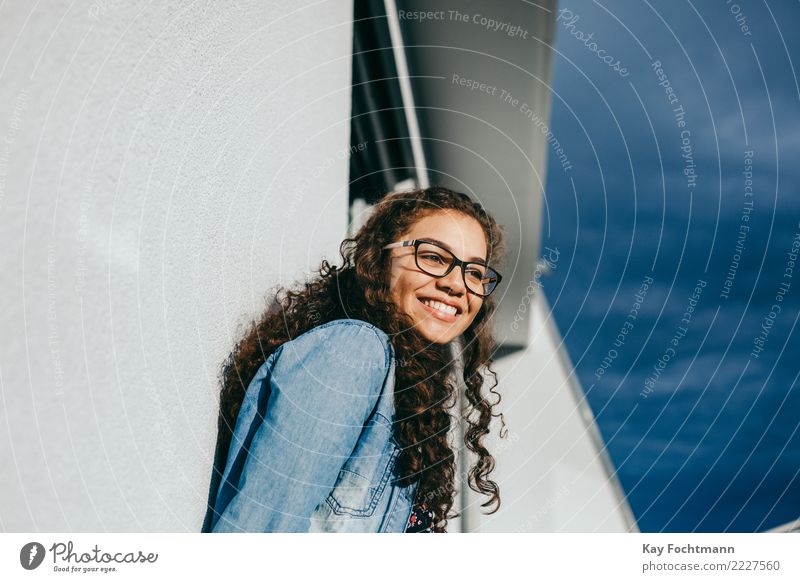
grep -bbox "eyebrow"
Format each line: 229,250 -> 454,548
418,237 -> 487,264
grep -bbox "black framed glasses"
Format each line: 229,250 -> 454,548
382,239 -> 502,297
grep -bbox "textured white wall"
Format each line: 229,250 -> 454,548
0,0 -> 353,531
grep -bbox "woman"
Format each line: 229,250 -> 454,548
202,186 -> 507,533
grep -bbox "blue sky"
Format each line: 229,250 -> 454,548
541,1 -> 800,532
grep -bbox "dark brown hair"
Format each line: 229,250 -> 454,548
214,186 -> 507,532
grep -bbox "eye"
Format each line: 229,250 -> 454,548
465,266 -> 487,281
419,252 -> 446,264
464,263 -> 488,281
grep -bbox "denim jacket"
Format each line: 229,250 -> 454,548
203,318 -> 419,533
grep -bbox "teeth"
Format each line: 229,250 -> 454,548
421,298 -> 458,315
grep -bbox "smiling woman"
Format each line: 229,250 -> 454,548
201,186 -> 508,533
384,213 -> 503,344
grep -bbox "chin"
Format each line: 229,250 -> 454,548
402,299 -> 472,344
416,321 -> 462,345
422,333 -> 454,345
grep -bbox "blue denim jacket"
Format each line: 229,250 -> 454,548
204,318 -> 419,533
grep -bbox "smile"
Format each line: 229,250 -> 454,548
418,297 -> 460,320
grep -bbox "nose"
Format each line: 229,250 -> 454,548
436,263 -> 466,295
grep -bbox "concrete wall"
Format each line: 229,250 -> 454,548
464,292 -> 636,532
0,0 -> 354,531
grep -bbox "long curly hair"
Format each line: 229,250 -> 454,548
213,186 -> 508,532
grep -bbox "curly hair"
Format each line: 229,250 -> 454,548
213,185 -> 508,532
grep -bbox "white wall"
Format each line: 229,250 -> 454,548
0,0 -> 354,531
464,292 -> 636,532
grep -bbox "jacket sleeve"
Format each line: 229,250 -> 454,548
211,321 -> 392,532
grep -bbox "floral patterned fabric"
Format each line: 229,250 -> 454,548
405,502 -> 434,533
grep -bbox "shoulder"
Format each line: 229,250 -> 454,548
274,319 -> 393,382
305,318 -> 390,342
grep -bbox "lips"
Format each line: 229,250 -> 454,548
417,297 -> 462,323
417,296 -> 463,315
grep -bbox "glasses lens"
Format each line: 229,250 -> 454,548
468,266 -> 499,296
416,242 -> 454,277
416,242 -> 499,297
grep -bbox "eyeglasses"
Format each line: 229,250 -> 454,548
382,239 -> 502,297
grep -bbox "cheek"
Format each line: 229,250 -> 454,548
388,264 -> 404,297
395,270 -> 426,294
389,271 -> 414,306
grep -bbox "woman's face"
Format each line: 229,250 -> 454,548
387,210 -> 488,344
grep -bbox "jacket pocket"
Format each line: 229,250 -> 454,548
325,414 -> 399,517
